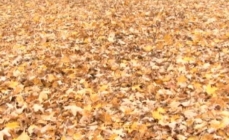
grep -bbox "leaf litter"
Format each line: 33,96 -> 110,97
0,0 -> 229,139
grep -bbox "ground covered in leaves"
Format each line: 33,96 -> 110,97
0,0 -> 229,139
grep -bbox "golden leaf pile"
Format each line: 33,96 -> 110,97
1,0 -> 229,139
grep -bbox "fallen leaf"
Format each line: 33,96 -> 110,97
28,125 -> 38,135
152,110 -> 162,120
205,84 -> 218,96
64,105 -> 83,116
38,90 -> 49,103
5,122 -> 20,130
16,131 -> 30,140
7,81 -> 19,89
142,45 -> 153,52
108,32 -> 116,42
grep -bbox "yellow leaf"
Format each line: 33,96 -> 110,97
33,15 -> 40,22
8,81 -> 19,89
183,56 -> 194,63
16,95 -> 25,107
90,93 -> 99,102
61,55 -> 70,63
163,34 -> 173,45
204,73 -> 212,79
157,107 -> 166,113
187,136 -> 198,140
206,85 -> 218,96
109,134 -> 118,140
131,84 -> 142,92
220,117 -> 229,129
201,134 -> 213,140
33,78 -> 43,86
162,76 -> 171,82
84,105 -> 92,112
138,124 -> 148,135
47,74 -> 55,82
103,113 -> 112,124
152,107 -> 165,120
99,85 -> 108,92
222,48 -> 228,53
209,119 -> 221,129
61,136 -> 66,140
73,133 -> 83,140
18,65 -> 25,72
96,135 -> 105,140
130,122 -> 139,132
142,45 -> 153,52
152,111 -> 162,120
13,45 -> 26,51
13,84 -> 24,94
38,90 -> 49,103
108,32 -> 115,42
193,82 -> 201,90
177,75 -> 187,83
16,132 -> 30,140
5,122 -> 20,129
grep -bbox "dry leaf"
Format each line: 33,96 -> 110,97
108,32 -> 116,42
38,90 -> 49,103
16,132 -> 30,140
33,104 -> 44,112
7,81 -> 19,89
64,105 -> 83,116
205,84 -> 218,96
142,45 -> 153,52
5,122 -> 20,130
1,1 -> 229,139
28,125 -> 38,135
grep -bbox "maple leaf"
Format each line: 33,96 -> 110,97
152,107 -> 165,120
205,84 -> 218,97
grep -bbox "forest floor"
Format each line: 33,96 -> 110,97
0,0 -> 229,139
